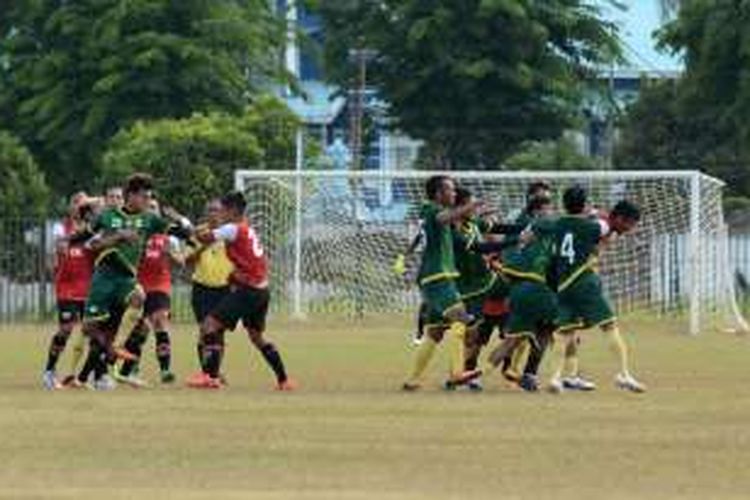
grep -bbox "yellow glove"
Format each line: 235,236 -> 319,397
393,254 -> 406,276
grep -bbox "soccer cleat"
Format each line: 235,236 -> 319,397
42,370 -> 62,390
411,333 -> 424,347
615,373 -> 646,393
65,379 -> 93,390
92,375 -> 117,391
447,368 -> 483,387
548,377 -> 565,394
562,375 -> 597,391
519,373 -> 539,392
186,372 -> 222,389
60,374 -> 76,387
466,379 -> 484,392
442,379 -> 458,391
114,347 -> 138,362
113,371 -> 150,389
160,371 -> 176,384
401,381 -> 422,392
276,378 -> 297,392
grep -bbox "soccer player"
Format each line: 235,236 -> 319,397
187,192 -> 295,391
547,186 -> 645,393
402,176 -> 483,391
185,199 -> 233,376
105,186 -> 124,209
73,174 -> 184,390
42,193 -> 96,389
393,221 -> 426,345
114,199 -> 184,387
471,214 -> 560,386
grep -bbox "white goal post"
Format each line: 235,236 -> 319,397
235,169 -> 748,335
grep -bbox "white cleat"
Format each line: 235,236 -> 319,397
93,374 -> 118,391
548,377 -> 565,394
42,370 -> 62,390
562,375 -> 597,391
113,372 -> 150,389
615,373 -> 646,393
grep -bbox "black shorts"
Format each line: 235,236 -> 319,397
477,313 -> 509,346
211,285 -> 269,333
191,283 -> 230,323
144,291 -> 171,317
57,300 -> 85,324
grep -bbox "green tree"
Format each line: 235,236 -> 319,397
313,0 -> 621,168
616,1 -> 750,197
0,130 -> 49,218
506,137 -> 600,171
101,96 -> 300,217
0,0 -> 287,196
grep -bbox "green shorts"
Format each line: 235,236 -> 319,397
557,272 -> 615,331
84,267 -> 138,323
420,279 -> 464,327
506,281 -> 558,340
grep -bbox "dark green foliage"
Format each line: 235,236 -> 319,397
101,96 -> 300,217
0,0 -> 286,195
312,0 -> 622,168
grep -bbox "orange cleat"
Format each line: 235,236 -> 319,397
186,372 -> 222,389
276,378 -> 297,392
114,346 -> 138,362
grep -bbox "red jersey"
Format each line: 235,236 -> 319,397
137,234 -> 174,294
213,219 -> 268,288
54,218 -> 94,301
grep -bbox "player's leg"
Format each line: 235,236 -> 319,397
548,330 -> 576,393
146,293 -> 174,383
243,287 -> 295,390
560,332 -> 596,391
63,302 -> 88,386
602,321 -> 646,393
42,301 -> 80,389
411,302 -> 427,346
403,324 -> 445,391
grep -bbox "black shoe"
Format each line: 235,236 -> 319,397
519,373 -> 539,392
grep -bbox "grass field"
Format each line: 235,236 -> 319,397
1,315 -> 749,499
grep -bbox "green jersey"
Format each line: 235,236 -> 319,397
501,217 -> 557,285
554,215 -> 607,291
92,207 -> 170,275
453,217 -> 494,297
417,202 -> 459,286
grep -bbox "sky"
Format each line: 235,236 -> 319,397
596,0 -> 683,72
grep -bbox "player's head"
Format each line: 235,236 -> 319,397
123,173 -> 154,213
68,191 -> 88,217
220,191 -> 247,220
105,186 -> 124,208
527,194 -> 553,217
205,198 -> 223,227
609,200 -> 641,234
526,181 -> 551,200
562,185 -> 587,215
425,175 -> 456,207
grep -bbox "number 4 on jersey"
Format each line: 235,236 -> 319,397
561,232 -> 575,265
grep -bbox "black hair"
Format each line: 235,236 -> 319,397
425,175 -> 451,201
611,200 -> 641,221
455,186 -> 473,206
124,173 -> 154,197
527,180 -> 551,198
563,185 -> 587,214
221,191 -> 247,214
526,194 -> 552,214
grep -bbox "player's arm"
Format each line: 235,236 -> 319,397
435,200 -> 484,225
196,223 -> 238,244
167,235 -> 186,268
86,229 -> 138,252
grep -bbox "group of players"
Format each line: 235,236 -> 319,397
401,176 -> 647,394
42,173 -> 294,391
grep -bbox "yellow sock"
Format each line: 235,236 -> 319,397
116,305 -> 143,344
407,336 -> 438,384
563,335 -> 579,377
508,338 -> 531,377
605,325 -> 630,376
69,330 -> 86,374
550,333 -> 568,381
445,321 -> 467,377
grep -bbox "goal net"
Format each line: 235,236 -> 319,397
235,169 -> 747,335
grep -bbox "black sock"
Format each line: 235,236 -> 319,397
45,330 -> 71,371
119,325 -> 148,377
260,343 -> 287,383
155,331 -> 171,372
196,338 -> 205,371
201,332 -> 223,378
79,340 -> 105,383
523,333 -> 551,377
